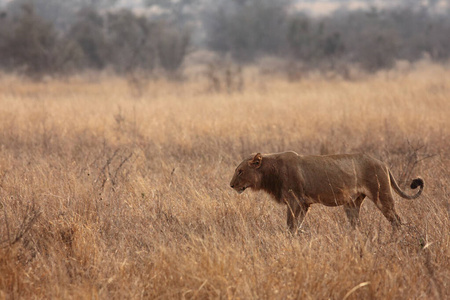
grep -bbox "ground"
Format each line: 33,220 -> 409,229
0,65 -> 449,299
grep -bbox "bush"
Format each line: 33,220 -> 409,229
156,24 -> 190,76
69,7 -> 110,70
356,29 -> 399,72
106,9 -> 158,74
0,4 -> 60,77
0,2 -> 191,78
203,0 -> 290,63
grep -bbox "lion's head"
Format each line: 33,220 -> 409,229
230,153 -> 263,194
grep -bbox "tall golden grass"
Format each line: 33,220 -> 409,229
0,65 -> 449,299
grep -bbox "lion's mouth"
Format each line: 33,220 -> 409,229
236,186 -> 248,194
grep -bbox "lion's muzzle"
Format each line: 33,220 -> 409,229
230,183 -> 247,194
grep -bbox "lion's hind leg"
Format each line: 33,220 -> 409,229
379,204 -> 402,229
369,191 -> 402,229
343,195 -> 365,229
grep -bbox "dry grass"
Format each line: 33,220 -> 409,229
0,64 -> 449,299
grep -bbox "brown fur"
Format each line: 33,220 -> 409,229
230,151 -> 424,233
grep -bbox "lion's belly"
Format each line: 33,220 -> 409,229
299,160 -> 366,206
305,188 -> 361,207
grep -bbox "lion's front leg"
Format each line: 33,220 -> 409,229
285,194 -> 309,234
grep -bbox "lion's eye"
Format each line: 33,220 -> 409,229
238,169 -> 243,176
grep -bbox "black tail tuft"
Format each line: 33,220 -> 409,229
410,178 -> 424,189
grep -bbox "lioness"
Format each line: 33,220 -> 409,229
230,152 -> 424,233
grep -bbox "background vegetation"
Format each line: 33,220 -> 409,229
0,0 -> 450,78
0,65 -> 449,298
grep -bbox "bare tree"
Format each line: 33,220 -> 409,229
1,4 -> 59,77
203,0 -> 292,63
156,24 -> 190,77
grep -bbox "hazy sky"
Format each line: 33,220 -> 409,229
1,0 -> 448,16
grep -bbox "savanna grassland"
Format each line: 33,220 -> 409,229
0,65 -> 449,299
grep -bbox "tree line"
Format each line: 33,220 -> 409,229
0,0 -> 449,78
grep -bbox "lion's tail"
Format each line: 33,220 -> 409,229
389,170 -> 424,200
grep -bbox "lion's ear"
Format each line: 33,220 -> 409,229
249,153 -> 262,168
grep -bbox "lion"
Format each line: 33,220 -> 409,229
230,152 -> 424,233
